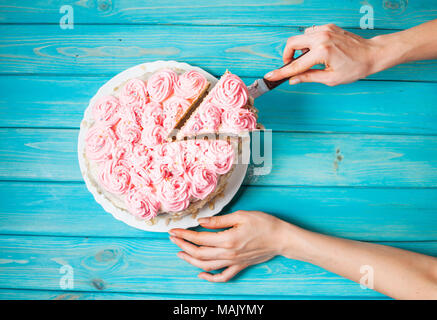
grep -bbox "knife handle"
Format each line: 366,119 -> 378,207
263,50 -> 308,90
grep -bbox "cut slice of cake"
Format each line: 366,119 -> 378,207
177,70 -> 259,139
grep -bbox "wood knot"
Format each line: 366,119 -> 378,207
95,248 -> 117,262
382,0 -> 408,15
333,148 -> 344,173
97,0 -> 112,12
91,278 -> 106,290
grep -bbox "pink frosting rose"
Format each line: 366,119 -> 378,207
157,176 -> 190,212
112,139 -> 133,160
212,73 -> 248,110
176,141 -> 198,171
131,144 -> 154,170
162,96 -> 191,131
221,107 -> 257,134
141,102 -> 164,127
92,95 -> 121,125
180,113 -> 204,135
99,159 -> 131,194
157,142 -> 182,162
149,162 -> 173,185
183,139 -> 209,156
130,165 -> 153,190
205,140 -> 234,174
198,102 -> 222,132
147,69 -> 177,103
174,70 -> 207,100
85,125 -> 116,162
125,188 -> 160,220
115,120 -> 142,143
141,124 -> 166,147
120,79 -> 149,109
186,163 -> 217,200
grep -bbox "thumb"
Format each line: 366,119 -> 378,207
198,213 -> 241,229
289,69 -> 333,85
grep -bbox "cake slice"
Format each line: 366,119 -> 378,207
176,70 -> 259,139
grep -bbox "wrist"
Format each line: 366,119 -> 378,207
276,221 -> 315,262
367,32 -> 410,76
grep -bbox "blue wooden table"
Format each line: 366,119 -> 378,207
0,1 -> 437,300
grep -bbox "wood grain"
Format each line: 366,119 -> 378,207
1,25 -> 437,81
0,234 -> 435,297
0,288 -> 390,300
0,182 -> 436,241
1,76 -> 437,135
0,1 -> 436,300
1,128 -> 437,187
0,0 -> 435,29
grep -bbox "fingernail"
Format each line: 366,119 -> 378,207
169,230 -> 176,236
198,217 -> 210,224
169,236 -> 176,243
177,251 -> 184,259
264,71 -> 274,79
289,78 -> 300,85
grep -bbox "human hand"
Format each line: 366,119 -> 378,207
265,24 -> 384,86
169,210 -> 296,282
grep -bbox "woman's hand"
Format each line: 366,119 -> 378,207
169,209 -> 437,298
266,19 -> 437,86
265,23 -> 384,86
169,210 -> 295,282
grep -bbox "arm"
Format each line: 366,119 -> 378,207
169,211 -> 437,299
264,19 -> 437,86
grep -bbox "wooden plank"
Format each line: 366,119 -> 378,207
2,76 -> 437,135
1,182 -> 436,241
1,128 -> 437,187
0,235 -> 434,297
0,288 -> 390,300
0,25 -> 436,81
0,0 -> 435,29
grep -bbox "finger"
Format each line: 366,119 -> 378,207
266,51 -> 320,81
170,236 -> 229,260
169,228 -> 222,246
283,49 -> 295,65
304,25 -> 319,34
283,47 -> 310,66
289,69 -> 334,85
282,34 -> 313,64
177,251 -> 233,272
198,213 -> 241,229
305,23 -> 339,34
198,264 -> 246,283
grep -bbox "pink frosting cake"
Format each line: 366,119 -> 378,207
83,68 -> 258,222
179,71 -> 258,137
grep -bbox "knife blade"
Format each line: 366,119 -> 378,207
247,51 -> 308,99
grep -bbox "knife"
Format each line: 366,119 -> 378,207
247,51 -> 308,99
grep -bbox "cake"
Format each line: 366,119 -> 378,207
81,65 -> 258,223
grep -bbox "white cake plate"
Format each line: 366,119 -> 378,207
78,61 -> 250,232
